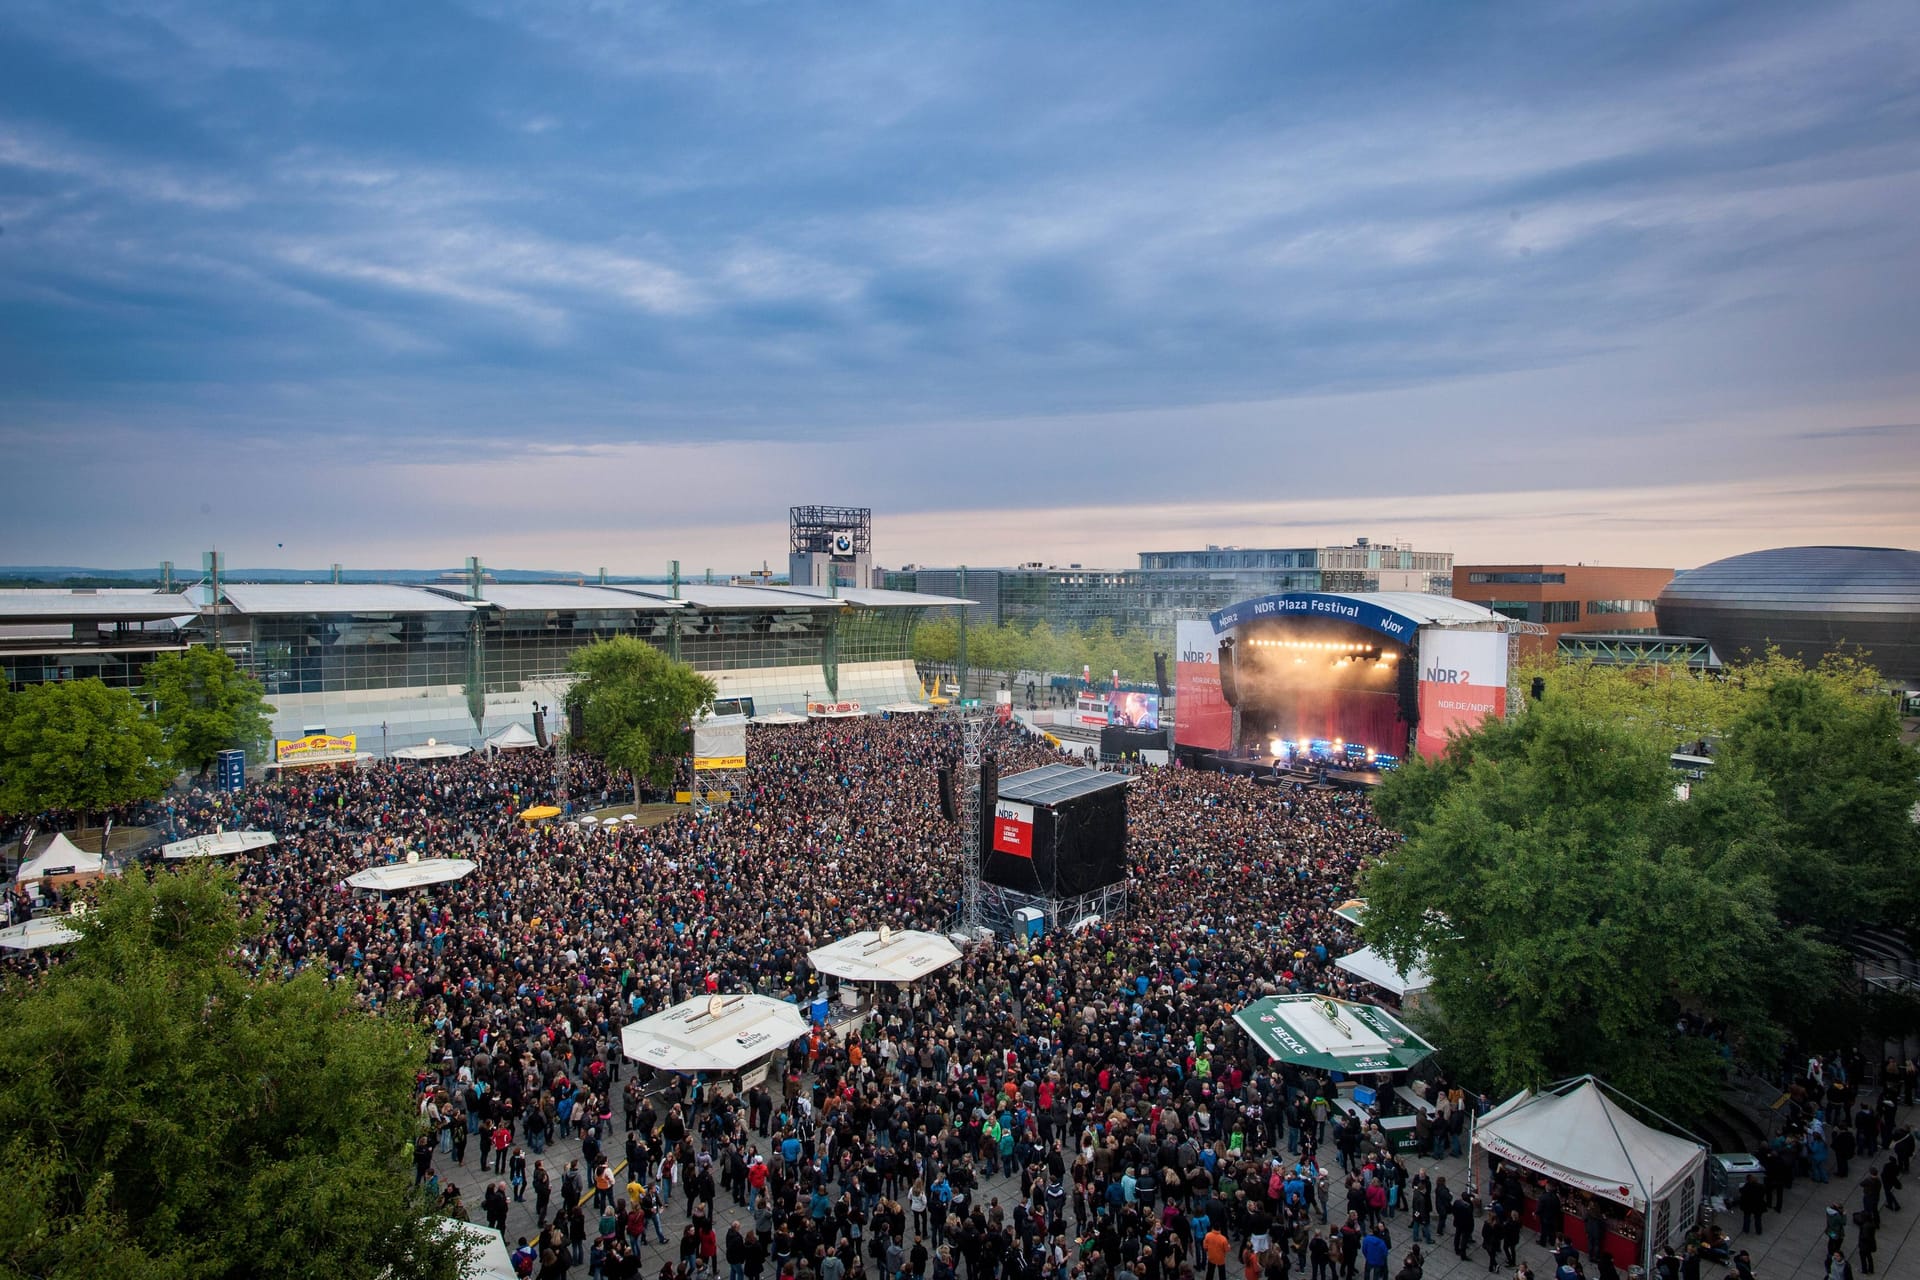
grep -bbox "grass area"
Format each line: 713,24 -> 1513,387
585,802 -> 684,829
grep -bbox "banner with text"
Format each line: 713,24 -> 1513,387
275,733 -> 357,763
1174,619 -> 1232,749
991,800 -> 1035,857
1415,629 -> 1508,760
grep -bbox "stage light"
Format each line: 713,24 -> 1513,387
1366,748 -> 1377,762
1333,738 -> 1343,747
1294,657 -> 1304,664
1269,739 -> 1283,756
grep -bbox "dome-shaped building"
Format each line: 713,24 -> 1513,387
1655,546 -> 1920,683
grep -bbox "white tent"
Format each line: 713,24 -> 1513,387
750,711 -> 808,725
442,1219 -> 516,1280
620,993 -> 810,1074
345,858 -> 478,892
14,834 -> 103,884
484,723 -> 539,752
1334,945 -> 1432,997
161,830 -> 278,860
877,701 -> 935,714
0,915 -> 82,950
1472,1077 -> 1708,1269
808,927 -> 963,984
392,739 -> 472,761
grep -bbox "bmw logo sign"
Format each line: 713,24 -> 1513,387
834,534 -> 853,554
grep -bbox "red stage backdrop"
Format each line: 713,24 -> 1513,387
1173,620 -> 1232,749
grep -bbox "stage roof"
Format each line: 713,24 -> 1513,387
1212,590 -> 1508,638
0,590 -> 199,621
997,763 -> 1131,806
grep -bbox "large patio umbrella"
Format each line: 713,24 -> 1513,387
161,830 -> 278,859
620,993 -> 810,1074
518,805 -> 562,822
0,915 -> 82,951
1234,993 -> 1436,1074
345,857 -> 478,892
1332,899 -> 1368,927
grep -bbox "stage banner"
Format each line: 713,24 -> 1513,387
991,800 -> 1035,857
1174,620 -> 1232,750
1415,629 -> 1509,759
692,716 -> 748,771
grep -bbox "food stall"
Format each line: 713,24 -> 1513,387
1234,993 -> 1437,1152
806,924 -> 963,1041
1471,1075 -> 1708,1274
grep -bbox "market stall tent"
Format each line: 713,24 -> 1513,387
1334,945 -> 1432,997
13,834 -> 104,884
485,723 -> 539,752
1472,1076 -> 1708,1273
620,993 -> 810,1074
161,831 -> 278,859
808,926 -> 963,984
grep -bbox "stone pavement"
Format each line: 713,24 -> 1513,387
433,1084 -> 1917,1280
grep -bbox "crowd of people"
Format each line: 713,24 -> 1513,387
3,713 -> 1913,1280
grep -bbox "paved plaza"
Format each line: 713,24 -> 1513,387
434,1076 -> 1916,1280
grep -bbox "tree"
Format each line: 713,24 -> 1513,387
1721,671 -> 1920,934
0,679 -> 169,825
0,865 -> 463,1280
1364,700 -> 1830,1120
565,637 -> 716,803
138,646 -> 277,776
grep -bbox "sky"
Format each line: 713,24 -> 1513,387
1,0 -> 1918,574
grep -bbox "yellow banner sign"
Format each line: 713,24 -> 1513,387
692,755 -> 747,772
275,733 -> 357,762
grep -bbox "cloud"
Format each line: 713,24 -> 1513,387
0,0 -> 1917,568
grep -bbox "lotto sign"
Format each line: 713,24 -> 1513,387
991,800 -> 1034,857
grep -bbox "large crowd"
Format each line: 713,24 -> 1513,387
6,714 -> 1907,1280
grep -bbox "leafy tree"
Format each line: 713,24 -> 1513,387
0,864 -> 462,1280
1364,700 -> 1830,1120
565,637 -> 717,803
0,679 -> 169,825
911,615 -> 959,665
138,646 -> 277,776
1721,671 -> 1920,934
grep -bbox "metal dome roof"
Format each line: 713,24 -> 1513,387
1655,546 -> 1920,681
1659,546 -> 1920,613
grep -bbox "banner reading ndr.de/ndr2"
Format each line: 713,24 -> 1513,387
1415,630 -> 1508,760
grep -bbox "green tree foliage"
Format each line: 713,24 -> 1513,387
565,637 -> 717,801
0,679 -> 169,822
137,647 -> 278,776
1722,672 -> 1920,933
0,865 -> 462,1280
910,616 -> 1162,683
1365,700 -> 1830,1120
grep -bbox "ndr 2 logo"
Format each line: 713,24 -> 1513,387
1422,665 -> 1472,684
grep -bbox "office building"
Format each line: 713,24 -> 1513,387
1452,564 -> 1673,659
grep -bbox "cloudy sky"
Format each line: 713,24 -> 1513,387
2,0 -> 1917,574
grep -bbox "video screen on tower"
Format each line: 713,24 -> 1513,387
1106,690 -> 1160,729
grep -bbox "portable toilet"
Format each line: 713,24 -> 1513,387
1013,907 -> 1045,942
809,994 -> 830,1026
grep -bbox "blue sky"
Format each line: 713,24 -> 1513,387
1,0 -> 1917,571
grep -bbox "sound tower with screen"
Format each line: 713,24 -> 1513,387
983,764 -> 1129,900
